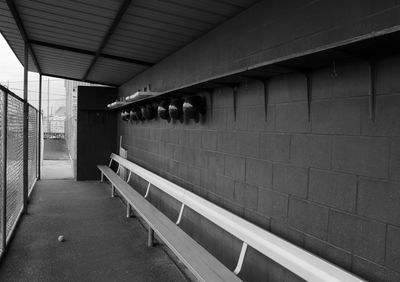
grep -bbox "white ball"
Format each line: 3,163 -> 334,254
58,235 -> 65,242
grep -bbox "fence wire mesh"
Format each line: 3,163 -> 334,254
6,94 -> 24,238
0,86 -> 39,253
28,106 -> 38,193
0,90 -> 3,252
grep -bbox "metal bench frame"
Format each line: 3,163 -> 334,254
100,153 -> 364,282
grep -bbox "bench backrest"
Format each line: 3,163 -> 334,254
110,153 -> 364,282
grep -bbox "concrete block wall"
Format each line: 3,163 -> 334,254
118,53 -> 400,281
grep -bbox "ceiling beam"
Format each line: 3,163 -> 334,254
41,73 -> 118,87
82,0 -> 132,81
29,40 -> 153,67
6,0 -> 42,73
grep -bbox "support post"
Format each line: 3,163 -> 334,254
1,90 -> 8,252
38,74 -> 42,179
147,227 -> 154,247
111,185 -> 115,197
126,203 -> 131,218
23,43 -> 28,213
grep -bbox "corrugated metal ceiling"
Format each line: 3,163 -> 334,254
0,0 -> 260,86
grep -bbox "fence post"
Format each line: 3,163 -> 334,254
1,90 -> 8,252
23,43 -> 28,213
37,74 -> 42,180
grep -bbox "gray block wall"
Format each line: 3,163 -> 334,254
118,54 -> 400,281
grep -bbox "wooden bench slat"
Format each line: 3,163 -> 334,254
98,165 -> 241,282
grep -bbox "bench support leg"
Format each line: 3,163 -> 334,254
126,203 -> 132,218
111,185 -> 115,198
147,227 -> 154,247
100,173 -> 104,182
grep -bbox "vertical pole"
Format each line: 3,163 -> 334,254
1,90 -> 8,252
38,75 -> 42,180
47,78 -> 50,133
147,227 -> 154,247
23,43 -> 28,213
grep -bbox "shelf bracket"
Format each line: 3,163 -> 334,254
232,85 -> 238,121
209,90 -> 214,119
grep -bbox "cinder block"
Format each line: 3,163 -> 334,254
223,198 -> 244,217
200,169 -> 216,193
201,130 -> 217,151
217,131 -> 236,154
352,256 -> 386,282
312,61 -> 369,100
304,235 -> 352,271
309,169 -> 356,212
390,138 -> 400,182
244,209 -> 270,231
168,129 -> 180,145
268,72 -> 307,104
272,191 -> 288,222
216,174 -> 235,201
328,210 -> 386,264
236,132 -> 259,158
245,184 -> 259,211
270,219 -> 305,248
236,80 -> 264,107
311,98 -> 361,135
201,151 -> 224,174
209,108 -> 226,130
233,181 -> 246,205
332,136 -> 389,178
288,197 -> 329,240
273,163 -> 308,198
291,134 -> 332,169
361,95 -> 400,136
213,86 -> 234,108
357,178 -> 400,226
386,225 -> 400,272
227,108 -> 247,131
385,269 -> 400,282
247,105 -> 275,132
245,158 -> 273,189
257,188 -> 273,217
224,155 -> 245,181
276,102 -> 311,133
259,133 -> 290,162
376,54 -> 400,95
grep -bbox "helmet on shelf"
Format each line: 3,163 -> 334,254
158,100 -> 170,121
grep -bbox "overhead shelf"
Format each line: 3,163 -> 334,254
108,29 -> 400,115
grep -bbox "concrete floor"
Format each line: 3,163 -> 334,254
41,160 -> 74,180
42,139 -> 74,180
43,139 -> 70,160
0,180 -> 188,282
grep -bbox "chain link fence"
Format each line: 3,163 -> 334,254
0,86 -> 39,254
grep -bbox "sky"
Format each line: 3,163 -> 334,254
0,33 -> 66,116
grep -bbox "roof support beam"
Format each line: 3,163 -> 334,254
29,40 -> 153,67
82,0 -> 132,81
5,0 -> 42,73
41,73 -> 118,88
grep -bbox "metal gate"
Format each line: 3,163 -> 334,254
0,86 -> 39,255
